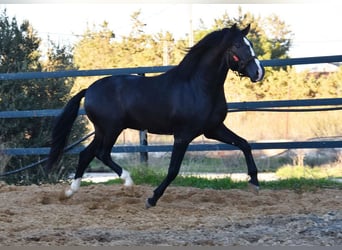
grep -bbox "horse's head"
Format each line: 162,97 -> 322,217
227,24 -> 265,82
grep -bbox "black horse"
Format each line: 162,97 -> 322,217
46,24 -> 265,208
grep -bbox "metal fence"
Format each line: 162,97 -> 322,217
1,55 -> 342,159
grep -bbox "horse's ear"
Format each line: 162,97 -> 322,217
231,23 -> 238,30
241,24 -> 251,36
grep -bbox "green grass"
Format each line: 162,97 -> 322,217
83,168 -> 246,189
88,153 -> 293,176
81,167 -> 342,191
259,178 -> 341,191
276,164 -> 342,179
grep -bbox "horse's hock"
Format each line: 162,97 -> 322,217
0,183 -> 341,246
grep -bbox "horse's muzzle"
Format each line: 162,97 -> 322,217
248,59 -> 265,82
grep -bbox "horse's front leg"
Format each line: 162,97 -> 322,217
205,124 -> 259,193
146,137 -> 191,208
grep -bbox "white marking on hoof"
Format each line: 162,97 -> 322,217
121,169 -> 134,187
64,178 -> 81,198
64,189 -> 73,198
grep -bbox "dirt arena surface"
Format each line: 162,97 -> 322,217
0,182 -> 341,246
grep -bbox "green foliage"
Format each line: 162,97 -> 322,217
276,164 -> 342,179
224,65 -> 342,102
73,21 -> 116,70
70,7 -> 293,95
71,11 -> 186,94
202,7 -> 292,61
0,10 -> 44,184
0,10 -> 41,73
0,9 -> 86,184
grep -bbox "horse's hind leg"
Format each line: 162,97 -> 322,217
62,137 -> 99,199
97,130 -> 133,187
98,151 -> 134,188
62,128 -> 133,199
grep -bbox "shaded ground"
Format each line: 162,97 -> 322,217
0,182 -> 341,246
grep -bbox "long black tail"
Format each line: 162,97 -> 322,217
46,89 -> 87,171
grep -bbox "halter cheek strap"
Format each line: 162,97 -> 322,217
227,50 -> 256,75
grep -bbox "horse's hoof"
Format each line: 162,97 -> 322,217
145,198 -> 155,209
248,182 -> 260,195
145,199 -> 153,209
59,189 -> 72,201
121,184 -> 135,196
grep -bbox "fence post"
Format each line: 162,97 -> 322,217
139,130 -> 148,165
138,72 -> 148,165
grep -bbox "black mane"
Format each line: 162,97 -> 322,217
171,28 -> 233,79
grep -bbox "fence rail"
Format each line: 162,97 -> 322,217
1,55 -> 342,81
1,55 -> 342,157
1,97 -> 342,119
3,140 -> 342,156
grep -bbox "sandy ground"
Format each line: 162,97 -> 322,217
0,182 -> 341,246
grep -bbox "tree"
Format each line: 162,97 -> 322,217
0,9 -> 42,183
0,9 -> 42,149
0,10 -> 41,73
119,10 -> 155,67
0,9 -> 83,184
39,40 -> 87,183
208,7 -> 293,60
71,21 -> 117,94
73,21 -> 116,70
72,10 -> 183,94
263,14 -> 292,59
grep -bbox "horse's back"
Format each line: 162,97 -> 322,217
83,73 -> 226,135
83,75 -> 175,133
84,75 -> 136,124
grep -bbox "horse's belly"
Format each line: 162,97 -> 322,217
126,118 -> 174,135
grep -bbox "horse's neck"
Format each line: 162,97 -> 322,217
176,53 -> 228,82
196,56 -> 229,86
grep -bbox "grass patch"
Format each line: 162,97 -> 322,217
89,153 -> 293,175
82,168 -> 342,191
259,178 -> 341,192
276,164 -> 342,179
172,175 -> 247,189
